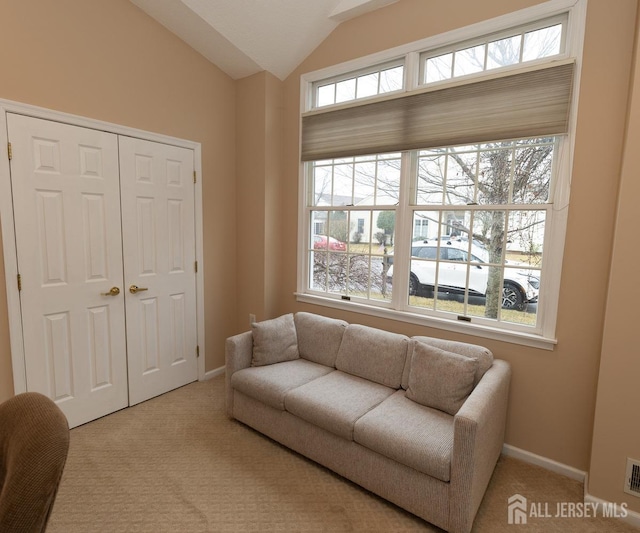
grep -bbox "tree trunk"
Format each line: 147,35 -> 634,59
484,211 -> 505,319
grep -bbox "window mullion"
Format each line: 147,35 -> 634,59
389,152 -> 415,311
405,51 -> 420,91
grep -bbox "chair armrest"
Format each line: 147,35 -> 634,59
448,359 -> 511,533
225,331 -> 253,418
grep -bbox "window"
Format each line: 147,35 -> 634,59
314,61 -> 404,108
421,16 -> 566,85
405,137 -> 553,327
309,153 -> 400,301
299,0 -> 584,348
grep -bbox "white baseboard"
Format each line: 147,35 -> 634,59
503,444 -> 640,528
502,443 -> 586,482
584,486 -> 640,529
203,366 -> 225,380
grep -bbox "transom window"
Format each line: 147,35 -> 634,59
314,61 -> 404,108
421,16 -> 566,85
299,0 -> 584,348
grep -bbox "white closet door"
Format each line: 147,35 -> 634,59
118,136 -> 198,406
7,114 -> 128,427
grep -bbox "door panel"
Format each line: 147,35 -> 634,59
8,114 -> 128,427
119,136 -> 197,405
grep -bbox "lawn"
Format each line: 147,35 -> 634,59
408,294 -> 537,326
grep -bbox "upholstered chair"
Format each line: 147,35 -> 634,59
0,392 -> 70,532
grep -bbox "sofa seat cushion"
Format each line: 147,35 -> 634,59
231,359 -> 334,411
284,371 -> 395,441
354,390 -> 454,482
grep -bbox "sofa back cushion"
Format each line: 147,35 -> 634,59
294,312 -> 348,367
404,336 -> 493,388
251,313 -> 299,367
335,324 -> 409,389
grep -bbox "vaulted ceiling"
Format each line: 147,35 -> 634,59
130,0 -> 398,80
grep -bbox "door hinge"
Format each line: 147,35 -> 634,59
17,273 -> 21,291
7,142 -> 12,161
193,170 -> 196,184
196,345 -> 200,358
194,260 -> 198,273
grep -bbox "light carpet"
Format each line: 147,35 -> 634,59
47,375 -> 638,532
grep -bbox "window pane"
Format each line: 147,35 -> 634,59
379,66 -> 404,93
357,72 -> 379,98
327,210 -> 350,247
336,78 -> 356,103
512,139 -> 553,204
412,211 -> 442,243
376,158 -> 401,205
310,250 -> 328,290
476,143 -> 514,205
487,35 -> 521,69
454,44 -> 485,76
417,153 -> 446,205
445,149 -> 477,205
469,211 -> 507,316
507,210 -> 545,268
332,163 -> 354,204
311,164 -> 332,206
353,160 -> 376,203
502,266 -> 539,324
471,210 -> 506,265
425,53 -> 452,83
317,84 -> 335,107
522,23 -> 562,61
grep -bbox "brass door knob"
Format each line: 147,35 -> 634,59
129,285 -> 148,294
101,287 -> 120,296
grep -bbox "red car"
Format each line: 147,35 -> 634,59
313,235 -> 347,251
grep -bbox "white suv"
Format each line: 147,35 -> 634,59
386,239 -> 539,310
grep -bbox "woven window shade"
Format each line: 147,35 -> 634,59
301,61 -> 574,161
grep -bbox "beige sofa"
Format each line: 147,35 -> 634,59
225,312 -> 511,533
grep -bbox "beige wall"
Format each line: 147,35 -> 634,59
278,0 -> 638,474
0,0 -> 237,403
236,74 -> 268,325
589,5 -> 640,512
235,71 -> 284,326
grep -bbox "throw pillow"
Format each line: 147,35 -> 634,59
406,341 -> 478,415
251,314 -> 299,367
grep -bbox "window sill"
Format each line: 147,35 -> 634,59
295,292 -> 557,351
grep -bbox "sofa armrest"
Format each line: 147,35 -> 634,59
225,331 -> 253,418
448,359 -> 511,533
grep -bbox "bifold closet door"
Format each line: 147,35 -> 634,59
7,113 -> 129,428
118,136 -> 198,406
7,115 -> 199,427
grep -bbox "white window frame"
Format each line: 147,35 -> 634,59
297,0 -> 586,350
